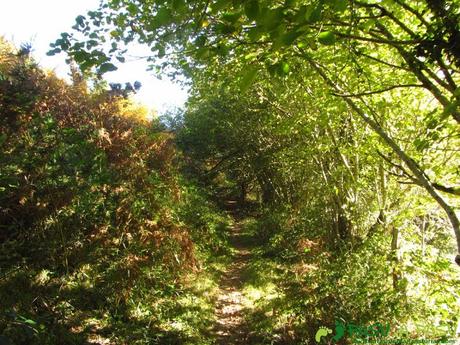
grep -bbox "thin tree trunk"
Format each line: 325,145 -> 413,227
391,225 -> 400,290
421,216 -> 426,257
304,53 -> 460,266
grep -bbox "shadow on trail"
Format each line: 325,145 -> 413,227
210,200 -> 310,345
212,205 -> 275,345
213,221 -> 253,344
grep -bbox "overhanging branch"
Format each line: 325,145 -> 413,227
332,84 -> 424,98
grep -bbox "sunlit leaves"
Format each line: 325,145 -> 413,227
49,0 -> 351,78
280,61 -> 290,74
318,31 -> 336,45
240,66 -> 258,92
127,3 -> 137,15
156,7 -> 173,26
267,61 -> 290,77
258,7 -> 284,31
222,11 -> 241,24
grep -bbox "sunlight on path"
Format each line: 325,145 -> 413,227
213,223 -> 253,344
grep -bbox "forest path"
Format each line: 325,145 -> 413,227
212,218 -> 254,344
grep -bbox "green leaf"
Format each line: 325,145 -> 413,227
318,31 -> 336,45
222,11 -> 241,23
0,133 -> 7,146
281,30 -> 304,46
215,44 -> 229,57
262,8 -> 284,31
240,66 -> 258,92
127,3 -> 137,15
158,46 -> 166,58
414,138 -> 429,151
195,35 -> 207,47
80,60 -> 94,71
75,15 -> 86,27
195,47 -> 210,60
156,7 -> 173,26
307,4 -> 322,23
172,0 -> 187,13
46,48 -> 61,56
332,0 -> 348,12
210,0 -> 230,13
24,319 -> 37,326
86,40 -> 98,49
454,87 -> 460,98
73,51 -> 90,63
244,0 -> 260,21
98,63 -> 118,74
244,52 -> 259,61
442,100 -> 459,119
247,27 -> 263,41
280,61 -> 290,75
216,23 -> 237,35
426,118 -> 439,129
267,63 -> 277,76
18,316 -> 37,326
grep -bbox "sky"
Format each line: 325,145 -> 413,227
0,0 -> 188,114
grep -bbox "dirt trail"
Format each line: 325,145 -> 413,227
213,221 -> 253,345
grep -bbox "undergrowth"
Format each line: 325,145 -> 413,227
236,208 -> 460,344
0,38 -> 230,345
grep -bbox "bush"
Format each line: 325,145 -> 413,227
0,38 -> 229,344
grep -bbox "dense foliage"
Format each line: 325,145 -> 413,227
1,0 -> 460,343
176,71 -> 460,342
0,38 -> 230,344
52,0 -> 460,263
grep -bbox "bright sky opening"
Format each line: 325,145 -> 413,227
0,0 -> 188,114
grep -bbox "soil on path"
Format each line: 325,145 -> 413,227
213,220 -> 253,345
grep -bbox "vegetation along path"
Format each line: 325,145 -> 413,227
3,0 -> 460,342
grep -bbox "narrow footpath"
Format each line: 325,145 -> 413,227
213,220 -> 253,345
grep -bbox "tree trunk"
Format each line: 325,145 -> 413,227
239,181 -> 246,206
391,225 -> 400,290
305,54 -> 460,266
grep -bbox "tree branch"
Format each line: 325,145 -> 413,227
332,84 -> 424,98
336,32 -> 421,45
377,151 -> 460,196
354,51 -> 410,71
204,150 -> 241,176
432,183 -> 460,196
391,0 -> 431,28
300,49 -> 460,264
